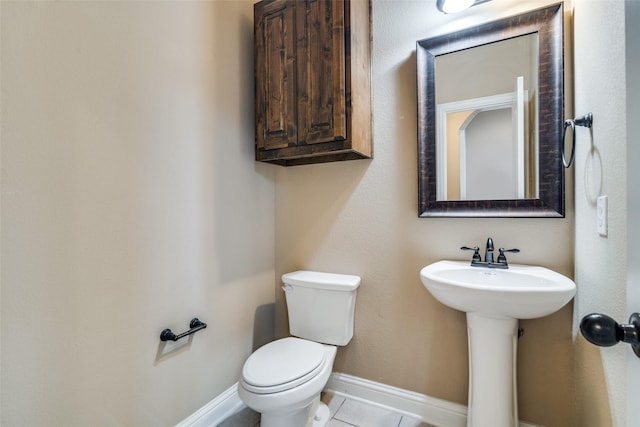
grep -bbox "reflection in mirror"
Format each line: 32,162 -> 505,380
416,3 -> 564,217
435,35 -> 539,201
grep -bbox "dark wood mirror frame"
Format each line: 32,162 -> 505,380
416,3 -> 564,217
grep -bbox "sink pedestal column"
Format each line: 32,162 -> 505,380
466,313 -> 519,427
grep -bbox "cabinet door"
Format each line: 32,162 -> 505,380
296,0 -> 347,145
255,0 -> 297,151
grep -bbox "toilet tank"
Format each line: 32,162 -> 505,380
282,270 -> 360,346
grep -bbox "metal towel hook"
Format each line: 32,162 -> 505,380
562,112 -> 593,168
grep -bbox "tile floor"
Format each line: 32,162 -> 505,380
218,392 -> 435,427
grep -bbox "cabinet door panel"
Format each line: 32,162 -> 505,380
255,0 -> 297,151
297,0 -> 347,145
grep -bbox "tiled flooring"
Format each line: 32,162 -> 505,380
218,391 -> 435,427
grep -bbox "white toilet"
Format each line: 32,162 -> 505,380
238,270 -> 360,427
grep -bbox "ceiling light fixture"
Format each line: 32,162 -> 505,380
436,0 -> 491,14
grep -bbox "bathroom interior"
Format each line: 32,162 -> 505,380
1,0 -> 639,426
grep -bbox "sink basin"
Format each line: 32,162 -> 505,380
420,260 -> 576,426
420,260 -> 576,319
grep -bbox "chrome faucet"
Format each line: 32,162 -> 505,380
461,237 -> 520,269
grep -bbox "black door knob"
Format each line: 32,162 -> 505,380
580,313 -> 640,358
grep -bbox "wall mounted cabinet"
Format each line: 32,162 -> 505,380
254,0 -> 372,166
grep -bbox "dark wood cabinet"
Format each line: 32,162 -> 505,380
254,0 -> 372,166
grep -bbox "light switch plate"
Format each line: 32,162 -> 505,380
597,195 -> 608,237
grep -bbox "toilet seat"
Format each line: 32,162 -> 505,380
241,337 -> 325,394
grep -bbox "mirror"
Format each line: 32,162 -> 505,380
416,3 -> 564,217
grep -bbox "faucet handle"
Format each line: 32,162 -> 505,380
461,246 -> 481,263
497,248 -> 520,263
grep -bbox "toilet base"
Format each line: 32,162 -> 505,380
260,396 -> 330,427
311,402 -> 330,427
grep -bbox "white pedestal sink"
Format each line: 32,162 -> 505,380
420,260 -> 576,427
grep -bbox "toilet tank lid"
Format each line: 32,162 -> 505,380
282,270 -> 361,291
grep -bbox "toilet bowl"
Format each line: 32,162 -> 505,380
238,337 -> 337,427
237,270 -> 360,427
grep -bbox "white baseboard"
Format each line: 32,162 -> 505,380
325,373 -> 542,427
178,373 -> 543,427
325,372 -> 468,427
175,383 -> 244,427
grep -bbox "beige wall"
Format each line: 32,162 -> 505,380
274,1 -> 575,426
573,1 -> 629,426
1,1 -> 275,425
